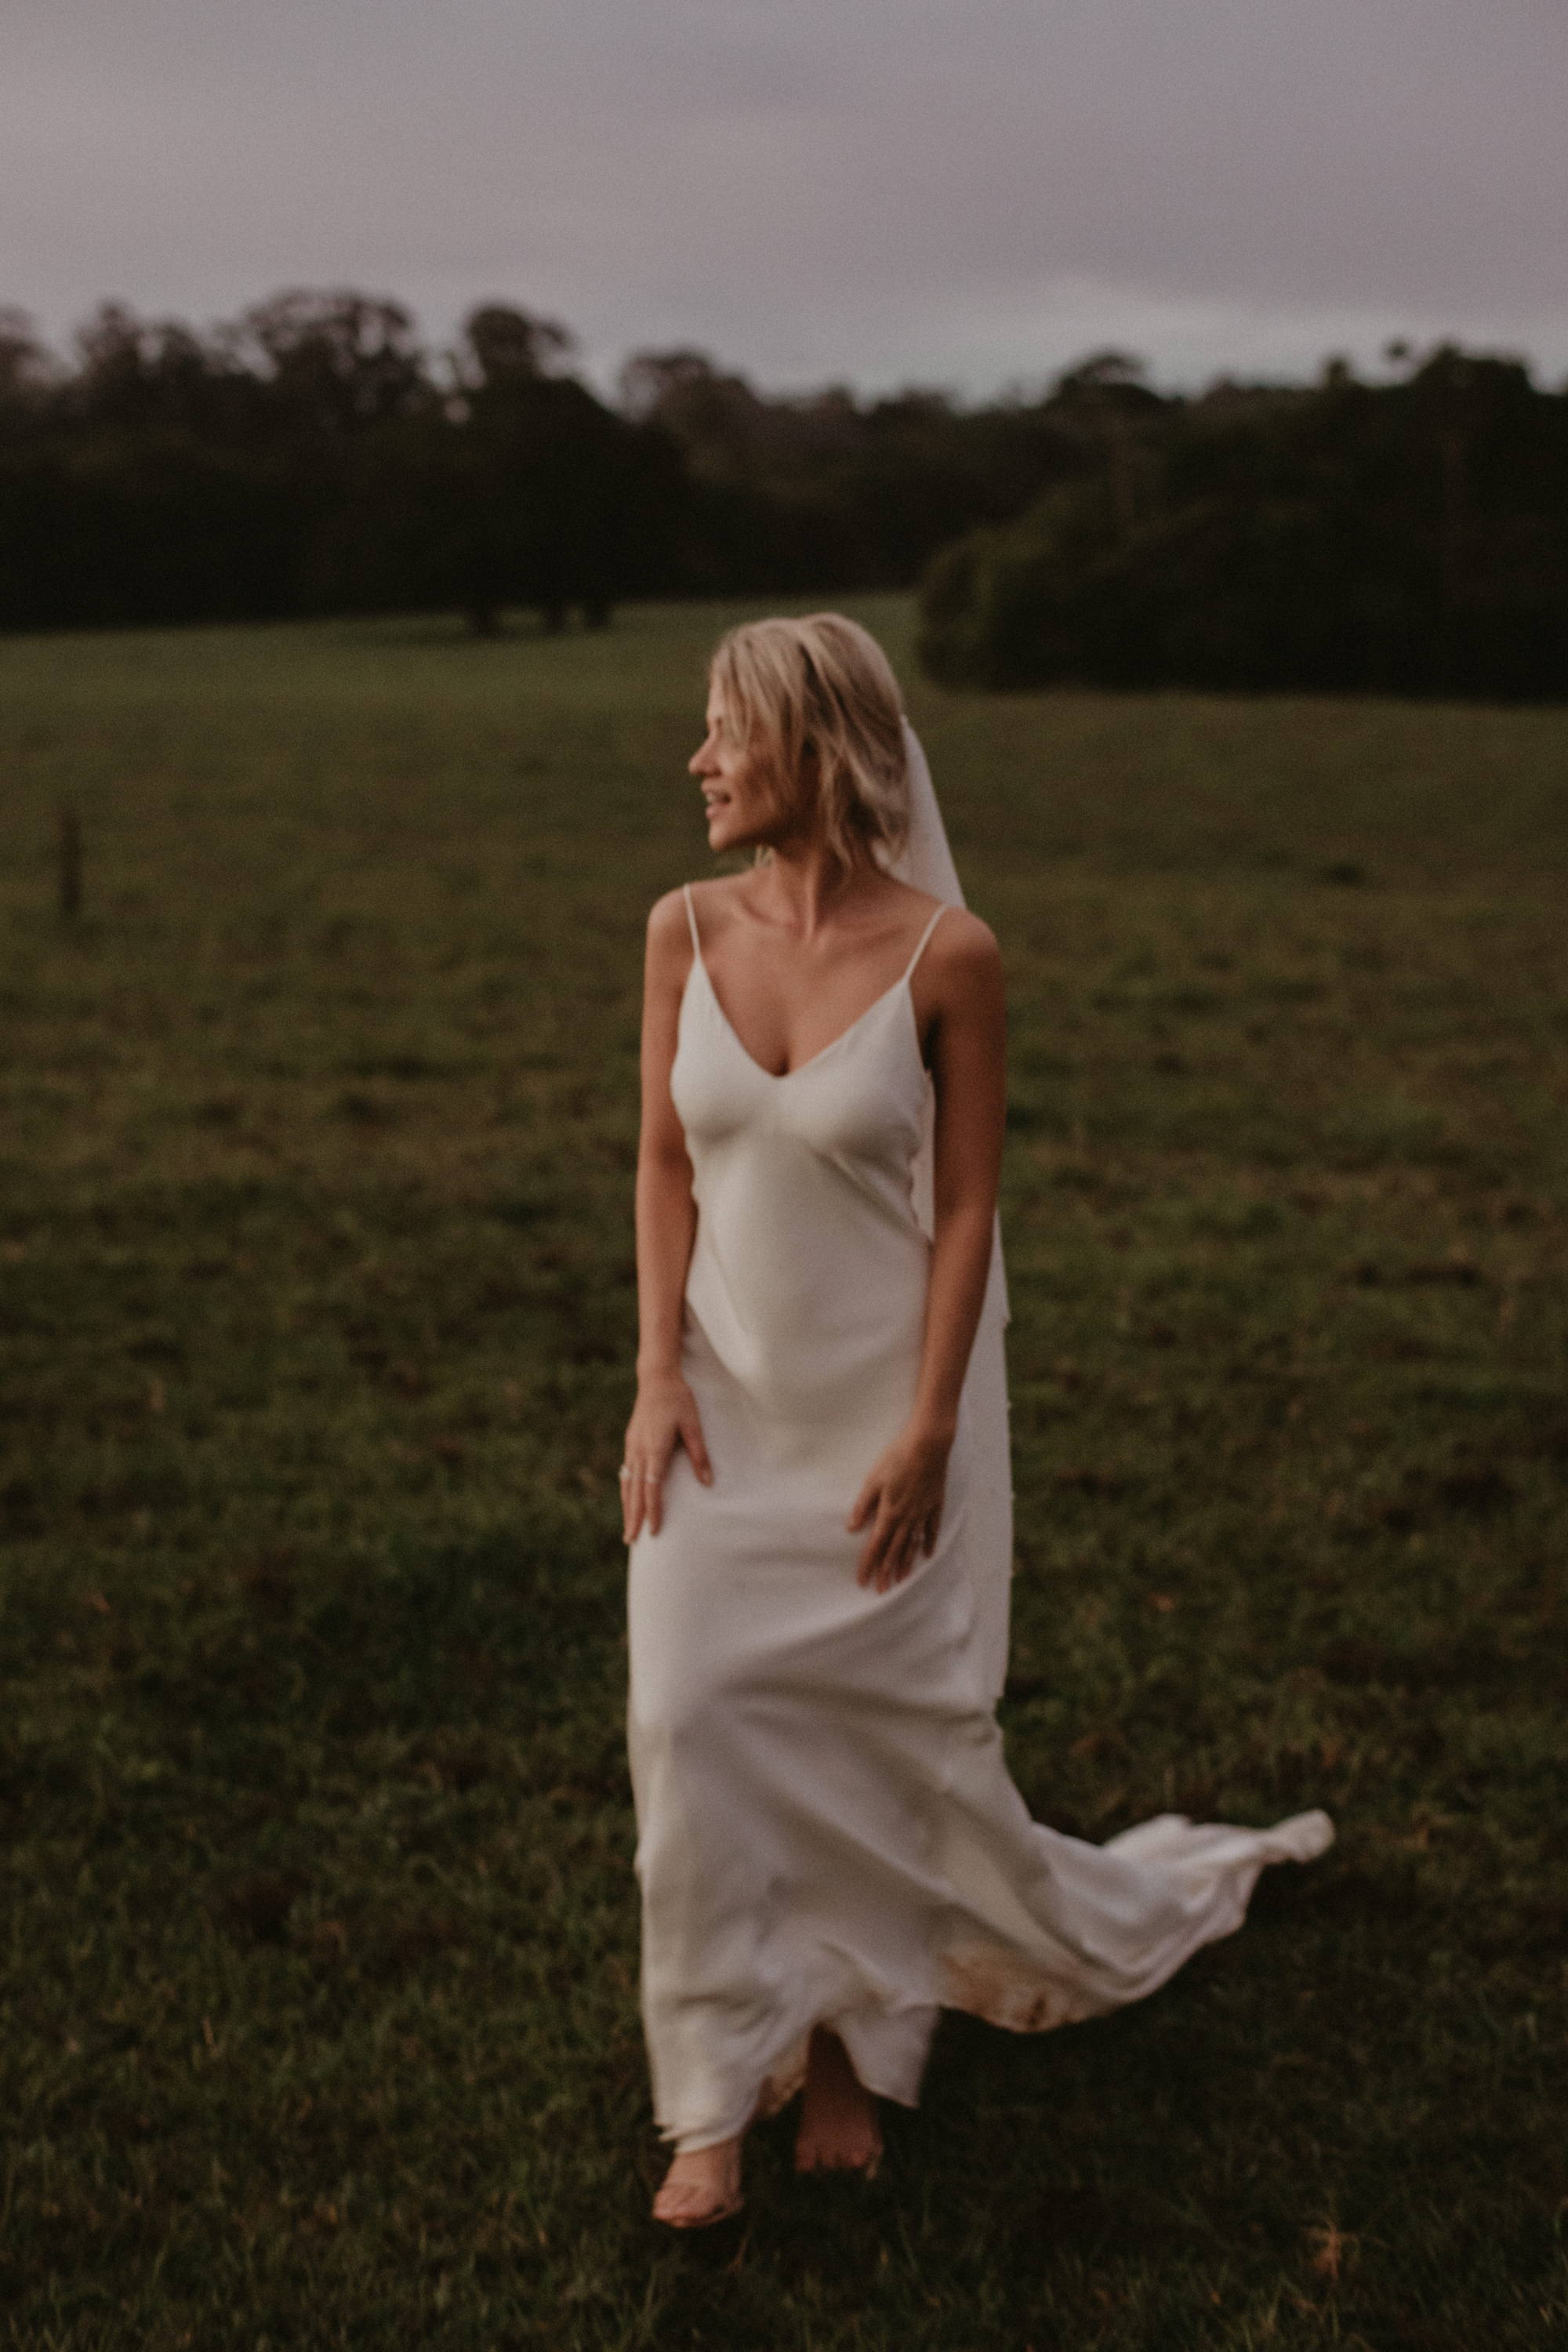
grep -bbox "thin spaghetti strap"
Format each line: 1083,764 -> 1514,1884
681,882 -> 702,959
902,902 -> 949,984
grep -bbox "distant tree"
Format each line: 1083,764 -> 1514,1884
230,289 -> 434,442
459,303 -> 575,390
7,289 -> 1563,677
615,345 -> 1133,593
0,308 -> 53,407
918,345 -> 1568,701
615,352 -> 786,587
319,306 -> 684,634
0,302 -> 303,629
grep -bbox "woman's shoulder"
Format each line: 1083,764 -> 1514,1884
649,873 -> 750,930
873,872 -> 991,949
921,899 -> 1000,975
644,888 -> 693,985
909,901 -> 1003,1025
646,885 -> 689,938
645,876 -> 747,966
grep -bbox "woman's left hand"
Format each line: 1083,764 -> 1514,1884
848,1423 -> 953,1594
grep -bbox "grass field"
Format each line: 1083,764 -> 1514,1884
2,595 -> 1566,2350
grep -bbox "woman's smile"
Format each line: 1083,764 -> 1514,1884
691,702 -> 768,847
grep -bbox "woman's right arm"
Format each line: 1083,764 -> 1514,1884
622,891 -> 713,1541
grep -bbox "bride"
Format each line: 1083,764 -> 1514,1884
621,613 -> 1331,2228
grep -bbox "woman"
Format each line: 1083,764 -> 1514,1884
622,614 -> 1330,2228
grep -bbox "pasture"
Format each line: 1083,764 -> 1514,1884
2,596 -> 1566,2348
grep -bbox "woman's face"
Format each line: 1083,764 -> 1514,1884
688,684 -> 782,855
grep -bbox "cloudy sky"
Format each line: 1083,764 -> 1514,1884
6,0 -> 1565,397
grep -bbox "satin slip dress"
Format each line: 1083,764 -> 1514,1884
626,883 -> 1332,2154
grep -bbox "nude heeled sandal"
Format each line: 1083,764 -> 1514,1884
652,2145 -> 744,2229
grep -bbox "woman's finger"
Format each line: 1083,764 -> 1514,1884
883,1519 -> 919,1592
644,1461 -> 666,1537
623,1454 -> 659,1544
681,1410 -> 714,1486
888,1523 -> 920,1589
892,1495 -> 938,1586
847,1474 -> 880,1537
866,1497 -> 905,1591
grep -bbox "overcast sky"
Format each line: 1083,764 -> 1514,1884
6,0 -> 1565,398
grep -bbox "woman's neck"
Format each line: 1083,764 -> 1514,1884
753,835 -> 879,940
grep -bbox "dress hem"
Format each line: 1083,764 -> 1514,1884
657,1808 -> 1335,2152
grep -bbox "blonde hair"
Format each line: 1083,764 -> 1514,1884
708,613 -> 910,871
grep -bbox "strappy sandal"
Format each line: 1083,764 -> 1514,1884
652,2147 -> 744,2229
655,2188 -> 744,2230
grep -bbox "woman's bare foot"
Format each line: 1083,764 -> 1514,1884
652,2136 -> 743,2227
794,2027 -> 883,2176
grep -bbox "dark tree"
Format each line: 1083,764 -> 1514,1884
4,292 -> 1565,686
918,347 -> 1568,702
0,303 -> 308,630
230,290 -> 434,441
319,307 -> 684,635
459,303 -> 575,390
0,308 -> 53,407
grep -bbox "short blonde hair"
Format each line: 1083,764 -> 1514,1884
708,613 -> 910,871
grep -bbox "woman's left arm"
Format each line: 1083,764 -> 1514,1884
848,913 -> 1006,1592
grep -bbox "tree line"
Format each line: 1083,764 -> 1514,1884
0,291 -> 1095,637
919,348 -> 1568,701
2,292 -> 1564,698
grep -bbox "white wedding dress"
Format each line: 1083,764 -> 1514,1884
627,765 -> 1332,2157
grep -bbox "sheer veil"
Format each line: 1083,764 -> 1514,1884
887,718 -> 1014,1700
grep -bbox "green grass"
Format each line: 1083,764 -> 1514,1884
2,596 -> 1566,2349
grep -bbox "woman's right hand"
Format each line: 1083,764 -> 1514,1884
621,1369 -> 713,1541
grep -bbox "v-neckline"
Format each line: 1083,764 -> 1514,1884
688,952 -> 916,1084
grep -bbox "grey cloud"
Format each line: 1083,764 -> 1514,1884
5,1 -> 1565,392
